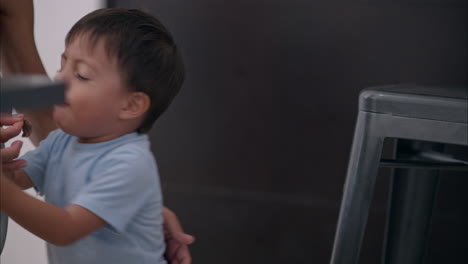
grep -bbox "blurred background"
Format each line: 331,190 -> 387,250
2,0 -> 467,263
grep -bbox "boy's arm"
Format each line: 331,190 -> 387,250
1,114 -> 100,246
0,175 -> 106,246
3,169 -> 34,190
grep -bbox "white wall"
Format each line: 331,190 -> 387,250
1,1 -> 103,263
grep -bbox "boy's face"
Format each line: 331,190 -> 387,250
53,33 -> 130,143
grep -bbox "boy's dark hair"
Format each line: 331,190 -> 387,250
66,8 -> 185,133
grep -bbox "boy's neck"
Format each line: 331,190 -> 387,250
77,126 -> 139,144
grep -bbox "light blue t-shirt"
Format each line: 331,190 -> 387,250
22,129 -> 166,264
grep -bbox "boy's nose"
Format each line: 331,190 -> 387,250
53,72 -> 70,96
53,71 -> 66,82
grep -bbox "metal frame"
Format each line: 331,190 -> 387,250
330,85 -> 468,264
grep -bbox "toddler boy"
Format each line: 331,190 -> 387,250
0,8 -> 184,264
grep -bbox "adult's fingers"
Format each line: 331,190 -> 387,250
0,140 -> 23,161
0,120 -> 24,143
175,245 -> 192,264
166,240 -> 180,262
163,207 -> 195,245
2,159 -> 27,171
174,232 -> 196,246
165,240 -> 192,264
0,113 -> 24,142
0,113 -> 24,125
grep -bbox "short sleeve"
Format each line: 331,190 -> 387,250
21,129 -> 63,195
71,151 -> 159,232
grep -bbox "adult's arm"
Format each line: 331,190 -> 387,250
0,0 -> 57,145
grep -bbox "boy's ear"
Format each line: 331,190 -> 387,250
119,92 -> 150,120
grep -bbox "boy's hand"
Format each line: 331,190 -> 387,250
163,206 -> 195,264
1,114 -> 27,171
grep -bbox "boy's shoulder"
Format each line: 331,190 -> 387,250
38,129 -> 74,150
89,135 -> 159,187
41,130 -> 153,163
105,133 -> 152,156
95,133 -> 156,167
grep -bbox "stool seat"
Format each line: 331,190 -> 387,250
330,84 -> 468,264
360,85 -> 468,123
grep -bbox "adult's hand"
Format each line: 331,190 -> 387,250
0,114 -> 24,142
163,206 -> 195,264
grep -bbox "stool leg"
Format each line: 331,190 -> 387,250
331,112 -> 385,264
382,140 -> 442,264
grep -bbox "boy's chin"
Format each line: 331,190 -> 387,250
52,108 -> 67,128
54,121 -> 74,136
52,107 -> 62,120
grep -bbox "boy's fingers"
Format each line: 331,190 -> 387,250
0,140 -> 23,161
0,120 -> 24,142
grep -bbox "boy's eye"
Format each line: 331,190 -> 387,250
76,73 -> 90,81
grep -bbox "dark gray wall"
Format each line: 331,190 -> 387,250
109,1 -> 467,263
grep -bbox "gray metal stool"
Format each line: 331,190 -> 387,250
330,84 -> 468,264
